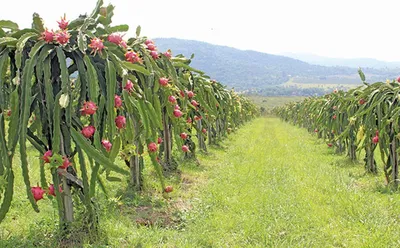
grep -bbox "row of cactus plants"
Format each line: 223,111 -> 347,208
0,0 -> 258,235
274,69 -> 400,188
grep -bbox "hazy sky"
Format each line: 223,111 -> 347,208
2,0 -> 400,61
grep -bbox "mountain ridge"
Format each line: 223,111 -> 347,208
154,38 -> 400,95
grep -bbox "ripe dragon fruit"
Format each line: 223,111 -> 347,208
146,43 -> 156,51
114,95 -> 123,108
168,96 -> 177,104
173,109 -> 183,118
115,115 -> 126,129
108,33 -> 123,45
159,77 -> 169,87
191,100 -> 199,107
41,29 -> 54,43
163,50 -> 172,59
181,145 -> 189,152
180,133 -> 188,139
80,101 -> 98,115
57,14 -> 69,30
125,51 -> 141,63
42,150 -> 53,163
157,137 -> 163,144
60,156 -> 72,169
164,185 -> 173,193
55,31 -> 70,45
89,38 -> 105,55
124,80 -> 134,93
148,142 -> 158,152
186,91 -> 195,98
48,184 -> 63,197
150,51 -> 159,60
81,125 -> 96,138
31,186 -> 45,202
101,139 -> 112,152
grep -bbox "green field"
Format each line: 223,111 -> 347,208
247,95 -> 305,110
2,117 -> 400,247
283,76 -> 362,90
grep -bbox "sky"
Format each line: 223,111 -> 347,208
2,0 -> 400,61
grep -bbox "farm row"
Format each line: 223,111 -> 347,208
275,70 -> 400,188
0,0 -> 258,238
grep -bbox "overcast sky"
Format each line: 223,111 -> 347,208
2,0 -> 400,61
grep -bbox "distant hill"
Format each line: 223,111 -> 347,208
281,52 -> 400,69
154,38 -> 400,95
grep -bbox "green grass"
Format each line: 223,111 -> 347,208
247,95 -> 305,110
2,117 -> 400,247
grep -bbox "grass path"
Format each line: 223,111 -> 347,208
2,117 -> 400,247
149,117 -> 400,247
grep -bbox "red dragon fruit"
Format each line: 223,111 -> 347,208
148,142 -> 158,152
163,50 -> 172,59
108,33 -> 123,45
181,145 -> 189,152
57,14 -> 69,30
180,133 -> 188,139
191,100 -> 199,107
202,128 -> 207,134
173,109 -> 183,118
125,51 -> 141,63
174,105 -> 181,110
115,115 -> 126,129
31,186 -> 45,202
180,90 -> 185,98
48,184 -> 56,197
101,139 -> 112,152
168,96 -> 177,104
159,77 -> 169,87
124,80 -> 134,93
114,95 -> 123,108
89,38 -> 105,55
359,99 -> 366,105
55,31 -> 70,45
194,115 -> 202,121
186,91 -> 195,98
187,117 -> 192,123
164,185 -> 173,193
48,184 -> 62,197
146,43 -> 156,51
120,40 -> 127,49
157,137 -> 163,144
60,156 -> 71,169
80,101 -> 98,115
41,29 -> 54,43
145,39 -> 153,45
42,150 -> 52,163
150,51 -> 159,59
81,125 -> 96,138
